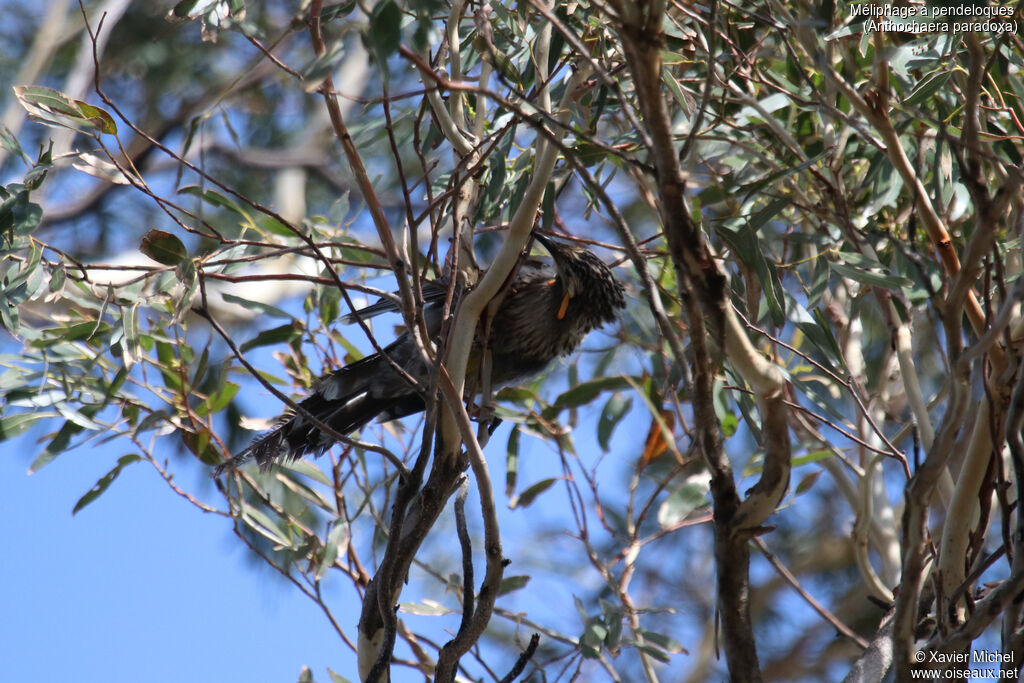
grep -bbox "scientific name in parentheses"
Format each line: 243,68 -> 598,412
925,651 -> 1015,664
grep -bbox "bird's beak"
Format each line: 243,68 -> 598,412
533,233 -> 577,317
533,232 -> 556,256
532,233 -> 564,271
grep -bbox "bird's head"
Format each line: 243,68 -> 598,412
534,233 -> 626,324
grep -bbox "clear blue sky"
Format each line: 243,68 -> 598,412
1,439 -> 363,683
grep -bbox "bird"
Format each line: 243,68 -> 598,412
214,233 -> 626,474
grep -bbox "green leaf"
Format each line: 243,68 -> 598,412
177,185 -> 255,227
505,426 -> 520,499
262,217 -> 298,237
328,192 -> 351,225
39,320 -> 110,343
721,411 -> 738,437
0,187 -> 42,240
165,0 -> 246,40
321,1 -> 357,23
541,182 -> 555,234
830,261 -> 914,290
399,599 -> 452,615
487,49 -> 523,87
715,220 -> 785,325
240,322 -> 303,353
495,386 -> 540,404
140,229 -> 188,265
4,240 -> 43,293
0,412 -> 53,441
155,340 -> 184,391
789,302 -> 845,372
240,503 -> 294,548
168,0 -> 218,21
276,472 -> 335,512
326,669 -> 353,683
795,469 -> 822,495
657,480 -> 709,528
48,266 -> 66,293
302,41 -> 346,91
13,86 -> 96,133
72,152 -> 132,184
316,520 -> 352,581
173,259 -> 199,318
738,152 -> 827,201
903,69 -> 952,107
497,574 -> 530,596
136,410 -> 172,433
633,643 -> 671,663
514,477 -> 558,508
636,628 -> 688,655
220,292 -> 292,319
120,303 -> 141,369
74,101 -> 117,135
317,288 -> 340,328
580,616 -> 607,658
548,375 -> 631,415
196,382 -> 239,417
24,144 -> 52,189
748,197 -> 789,232
791,449 -> 833,467
31,419 -> 84,472
0,123 -> 26,161
486,157 -> 507,201
597,394 -> 631,451
284,459 -> 333,486
14,86 -> 116,134
55,402 -> 104,431
72,455 -> 141,515
662,65 -> 694,118
181,428 -> 215,462
603,609 -> 623,651
366,1 -> 402,61
713,378 -> 738,438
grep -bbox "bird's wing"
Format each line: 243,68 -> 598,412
339,279 -> 450,325
340,250 -> 552,326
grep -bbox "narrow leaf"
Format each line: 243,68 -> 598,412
636,628 -> 688,654
1,412 -> 52,441
239,322 -> 302,353
220,292 -> 292,319
72,455 -> 141,515
831,261 -> 913,290
399,600 -> 453,615
72,153 -> 131,184
302,41 -> 346,92
515,477 -> 558,508
549,375 -> 631,414
505,426 -> 520,499
597,394 -> 631,451
498,575 -> 531,596
795,469 -> 822,495
326,669 -> 353,683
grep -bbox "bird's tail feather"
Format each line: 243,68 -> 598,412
214,353 -> 420,476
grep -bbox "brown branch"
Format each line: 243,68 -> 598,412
754,537 -> 869,650
433,368 -> 506,681
611,2 -> 776,680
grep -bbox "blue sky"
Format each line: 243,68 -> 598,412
1,440 -> 362,683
